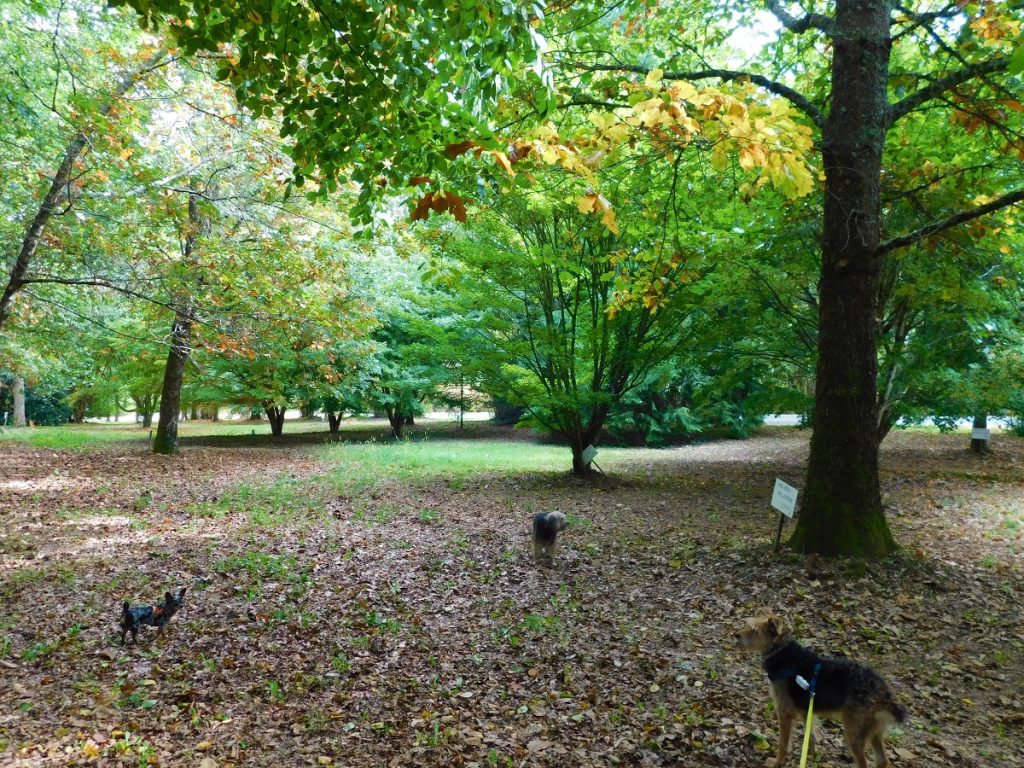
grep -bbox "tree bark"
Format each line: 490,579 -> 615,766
153,192 -> 203,455
12,376 -> 27,427
71,396 -> 89,424
386,408 -> 405,439
790,0 -> 897,557
0,51 -> 166,331
568,409 -> 607,477
970,414 -> 988,454
265,404 -> 286,436
152,310 -> 193,454
328,412 -> 342,434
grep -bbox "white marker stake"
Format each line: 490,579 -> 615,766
581,444 -> 598,465
771,478 -> 799,552
971,427 -> 990,442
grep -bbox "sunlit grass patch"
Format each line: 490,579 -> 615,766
0,424 -> 148,449
319,438 -> 634,490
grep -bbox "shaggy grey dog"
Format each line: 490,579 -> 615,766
532,511 -> 568,565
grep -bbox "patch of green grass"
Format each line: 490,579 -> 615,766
417,508 -> 440,524
188,477 -> 326,527
0,424 -> 148,450
522,612 -> 561,635
321,439 -> 621,491
331,650 -> 351,673
214,551 -> 305,582
0,567 -> 73,600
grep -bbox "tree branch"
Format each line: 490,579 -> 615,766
575,63 -> 825,130
890,4 -> 963,43
766,0 -> 834,36
888,56 -> 1010,124
877,187 -> 1024,255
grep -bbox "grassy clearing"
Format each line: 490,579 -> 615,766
0,424 -> 148,449
0,418 -> 336,449
320,438 -> 636,491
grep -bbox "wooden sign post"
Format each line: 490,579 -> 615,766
771,478 -> 799,552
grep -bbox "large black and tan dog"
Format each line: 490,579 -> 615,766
737,608 -> 906,768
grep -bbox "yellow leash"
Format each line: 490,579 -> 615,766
795,664 -> 821,768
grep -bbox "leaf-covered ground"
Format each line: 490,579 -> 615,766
1,423 -> 1022,767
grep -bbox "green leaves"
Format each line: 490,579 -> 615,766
112,0 -> 550,218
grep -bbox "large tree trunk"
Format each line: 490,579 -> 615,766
386,408 -> 405,439
71,396 -> 90,424
568,408 -> 608,477
265,404 -> 286,437
790,0 -> 897,557
12,376 -> 27,427
0,52 -> 165,331
153,192 -> 203,455
327,412 -> 342,434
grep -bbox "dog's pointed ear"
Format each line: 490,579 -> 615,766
164,591 -> 173,603
179,587 -> 187,596
767,614 -> 785,638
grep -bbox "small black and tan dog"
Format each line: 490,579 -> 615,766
120,587 -> 187,645
532,511 -> 568,566
737,608 -> 906,768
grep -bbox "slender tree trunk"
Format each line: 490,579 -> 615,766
300,403 -> 316,419
12,376 -> 27,427
153,192 -> 203,455
0,51 -> 166,331
328,412 -> 342,434
152,310 -> 193,454
142,411 -> 153,429
790,0 -> 897,557
970,414 -> 988,454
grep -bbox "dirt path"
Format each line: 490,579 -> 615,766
1,428 -> 1021,767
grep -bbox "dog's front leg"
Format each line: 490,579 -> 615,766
767,707 -> 794,767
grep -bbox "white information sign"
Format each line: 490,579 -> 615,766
971,428 -> 990,441
771,478 -> 799,519
581,444 -> 599,465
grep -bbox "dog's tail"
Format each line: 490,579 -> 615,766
121,601 -> 130,615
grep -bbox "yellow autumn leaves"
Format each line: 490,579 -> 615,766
499,72 -> 816,233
